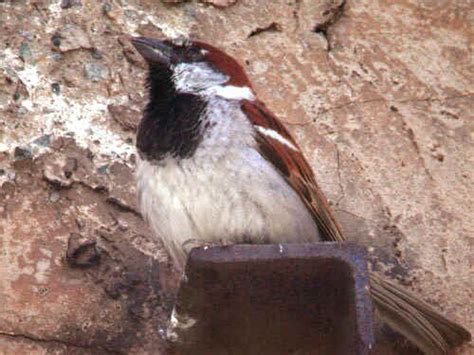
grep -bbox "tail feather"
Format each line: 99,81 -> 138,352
370,274 -> 471,354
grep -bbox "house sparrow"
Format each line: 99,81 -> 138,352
131,36 -> 471,354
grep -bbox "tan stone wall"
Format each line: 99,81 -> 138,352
0,0 -> 472,353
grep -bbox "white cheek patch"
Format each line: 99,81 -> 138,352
255,125 -> 299,151
173,64 -> 207,92
173,62 -> 228,93
206,85 -> 255,101
172,63 -> 254,101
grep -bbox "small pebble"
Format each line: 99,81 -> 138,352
102,3 -> 112,13
14,146 -> 32,160
91,48 -> 103,60
97,164 -> 108,174
61,0 -> 79,9
51,33 -> 61,47
7,171 -> 16,181
19,42 -> 32,61
51,83 -> 61,94
19,30 -> 34,41
51,52 -> 62,61
50,190 -> 60,202
124,9 -> 138,19
84,63 -> 108,82
117,219 -> 129,231
13,91 -> 21,101
32,134 -> 52,147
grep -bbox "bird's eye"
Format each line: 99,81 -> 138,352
186,47 -> 204,60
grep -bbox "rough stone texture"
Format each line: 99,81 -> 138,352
0,0 -> 472,354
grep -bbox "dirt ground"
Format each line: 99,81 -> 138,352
0,0 -> 472,354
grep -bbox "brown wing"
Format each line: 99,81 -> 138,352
241,99 -> 344,243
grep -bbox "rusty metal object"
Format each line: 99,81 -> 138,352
168,243 -> 374,355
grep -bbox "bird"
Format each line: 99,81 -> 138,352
131,36 -> 471,354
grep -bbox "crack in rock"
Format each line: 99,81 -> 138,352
248,22 -> 282,38
334,144 -> 345,206
106,195 -> 142,217
312,0 -> 346,51
0,330 -> 120,354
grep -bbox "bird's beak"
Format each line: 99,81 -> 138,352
131,37 -> 174,65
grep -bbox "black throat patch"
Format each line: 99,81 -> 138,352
136,63 -> 207,162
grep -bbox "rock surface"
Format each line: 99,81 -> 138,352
0,0 -> 472,353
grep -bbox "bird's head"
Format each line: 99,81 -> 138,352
132,36 -> 254,101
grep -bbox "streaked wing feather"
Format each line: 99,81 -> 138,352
242,99 -> 344,243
